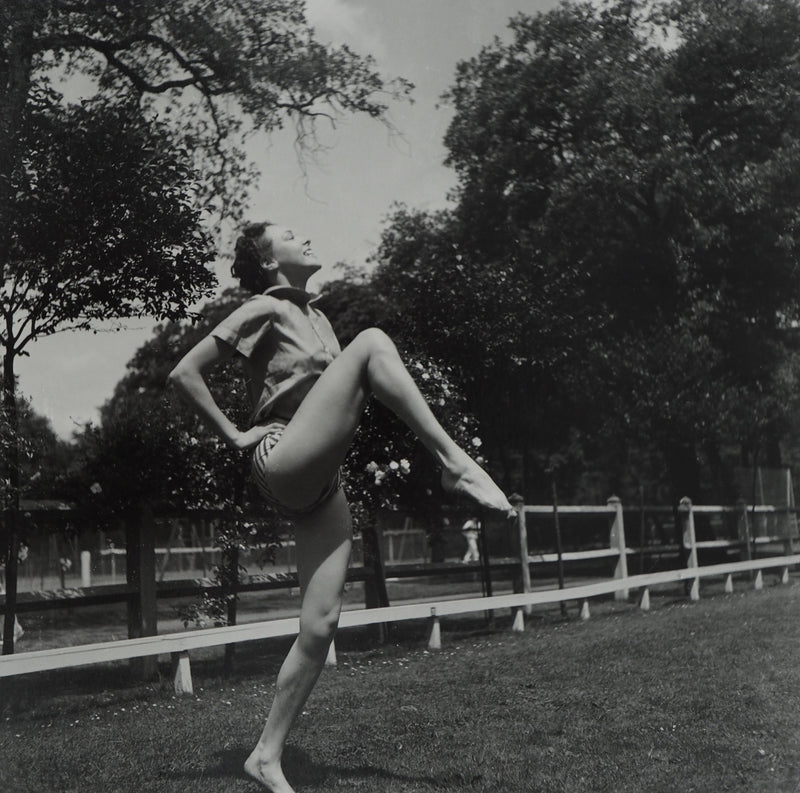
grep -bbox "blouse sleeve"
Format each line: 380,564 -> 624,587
210,295 -> 276,358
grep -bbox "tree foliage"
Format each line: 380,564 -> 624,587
0,381 -> 71,501
9,96 -> 216,345
1,0 -> 410,650
70,290 -> 251,515
372,0 -> 800,503
3,0 -> 411,223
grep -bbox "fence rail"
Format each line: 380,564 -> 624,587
2,498 -> 797,694
1,551 -> 796,683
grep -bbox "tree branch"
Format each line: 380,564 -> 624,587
33,31 -> 222,95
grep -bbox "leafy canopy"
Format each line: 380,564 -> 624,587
372,0 -> 800,501
26,0 -> 412,219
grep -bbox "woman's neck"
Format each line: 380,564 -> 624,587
273,271 -> 310,291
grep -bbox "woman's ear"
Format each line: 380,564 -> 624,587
259,258 -> 280,289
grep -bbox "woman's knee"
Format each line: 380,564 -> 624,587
298,603 -> 342,654
354,327 -> 396,355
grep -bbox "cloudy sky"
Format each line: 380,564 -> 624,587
17,0 -> 560,439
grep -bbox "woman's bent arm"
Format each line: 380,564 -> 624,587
167,336 -> 262,450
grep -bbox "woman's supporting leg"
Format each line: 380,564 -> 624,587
266,328 -> 513,516
244,490 -> 352,793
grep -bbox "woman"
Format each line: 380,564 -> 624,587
168,220 -> 514,793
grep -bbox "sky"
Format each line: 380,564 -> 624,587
16,0 -> 560,440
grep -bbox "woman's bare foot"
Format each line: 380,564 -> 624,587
244,753 -> 295,793
441,452 -> 515,517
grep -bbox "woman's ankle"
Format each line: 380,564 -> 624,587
246,743 -> 281,768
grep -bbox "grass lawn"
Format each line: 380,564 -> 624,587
2,579 -> 800,793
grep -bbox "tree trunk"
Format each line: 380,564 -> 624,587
126,503 -> 158,679
223,544 -> 239,675
0,5 -> 39,270
362,511 -> 389,642
1,347 -> 20,655
428,510 -> 446,564
0,1 -> 44,658
223,470 -> 247,674
664,439 -> 702,504
362,514 -> 389,610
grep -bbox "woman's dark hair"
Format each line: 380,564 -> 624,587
231,221 -> 276,293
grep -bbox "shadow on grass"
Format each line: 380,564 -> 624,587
177,744 -> 452,790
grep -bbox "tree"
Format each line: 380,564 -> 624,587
373,0 -> 800,504
1,1 -> 411,236
0,377 -> 69,491
72,289 -> 249,510
1,0 -> 410,653
535,0 -> 800,498
2,96 -> 217,653
368,201 -> 588,498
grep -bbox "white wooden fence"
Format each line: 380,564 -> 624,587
1,499 -> 796,695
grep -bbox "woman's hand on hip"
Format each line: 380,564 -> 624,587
230,425 -> 274,451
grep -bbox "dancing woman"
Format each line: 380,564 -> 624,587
168,220 -> 514,792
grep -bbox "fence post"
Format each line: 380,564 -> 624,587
478,516 -> 494,626
172,651 -> 193,695
325,640 -> 337,667
428,607 -> 441,650
737,499 -> 753,564
782,468 -> 795,556
80,551 -> 91,588
679,497 -> 700,601
510,494 -> 532,615
608,496 -> 628,601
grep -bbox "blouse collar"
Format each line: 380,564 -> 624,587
261,285 -> 321,305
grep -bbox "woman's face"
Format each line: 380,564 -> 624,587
264,225 -> 321,272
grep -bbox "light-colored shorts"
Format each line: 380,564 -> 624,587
250,422 -> 342,519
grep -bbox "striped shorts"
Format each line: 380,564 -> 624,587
250,422 -> 343,519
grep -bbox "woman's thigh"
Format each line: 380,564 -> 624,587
264,331 -> 379,508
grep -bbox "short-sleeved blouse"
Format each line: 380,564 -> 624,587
210,285 -> 341,426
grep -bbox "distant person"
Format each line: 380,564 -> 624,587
462,516 -> 481,563
169,219 -> 515,793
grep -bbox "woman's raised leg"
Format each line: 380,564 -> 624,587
265,328 -> 513,516
244,489 -> 352,793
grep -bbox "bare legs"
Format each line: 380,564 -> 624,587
245,328 -> 512,791
265,328 -> 514,516
244,489 -> 352,793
